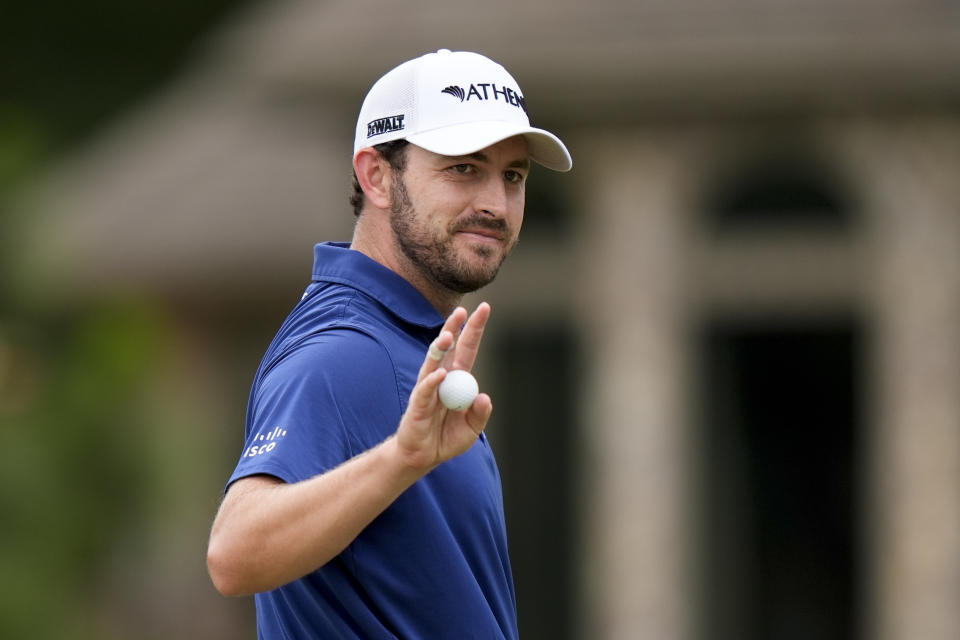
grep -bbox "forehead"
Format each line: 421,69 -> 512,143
412,135 -> 530,167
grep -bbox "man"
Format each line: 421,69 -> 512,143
207,49 -> 571,639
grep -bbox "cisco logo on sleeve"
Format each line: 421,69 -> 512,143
244,426 -> 287,458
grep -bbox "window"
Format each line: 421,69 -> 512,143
696,319 -> 864,640
491,325 -> 580,639
706,152 -> 852,233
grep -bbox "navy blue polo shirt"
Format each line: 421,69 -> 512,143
227,242 -> 518,640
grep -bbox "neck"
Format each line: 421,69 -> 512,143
351,212 -> 462,316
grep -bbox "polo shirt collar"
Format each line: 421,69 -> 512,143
311,242 -> 446,329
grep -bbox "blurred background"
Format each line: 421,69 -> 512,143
2,1 -> 959,638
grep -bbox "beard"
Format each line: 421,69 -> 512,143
389,175 -> 515,294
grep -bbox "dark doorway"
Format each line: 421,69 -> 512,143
492,325 -> 579,640
696,318 -> 863,640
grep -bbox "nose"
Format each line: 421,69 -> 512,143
476,175 -> 509,218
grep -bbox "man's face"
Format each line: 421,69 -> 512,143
389,135 -> 530,294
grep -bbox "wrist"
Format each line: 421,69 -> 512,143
380,435 -> 434,485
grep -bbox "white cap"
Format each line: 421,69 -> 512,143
354,49 -> 571,172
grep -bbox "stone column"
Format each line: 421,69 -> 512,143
845,118 -> 960,640
572,130 -> 695,640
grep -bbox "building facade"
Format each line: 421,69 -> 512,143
15,1 -> 960,638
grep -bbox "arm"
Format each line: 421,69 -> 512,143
206,303 -> 493,596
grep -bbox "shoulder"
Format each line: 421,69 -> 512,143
241,327 -> 405,478
264,327 -> 397,391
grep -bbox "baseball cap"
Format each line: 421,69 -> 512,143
354,49 -> 572,172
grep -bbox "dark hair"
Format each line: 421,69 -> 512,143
350,139 -> 410,218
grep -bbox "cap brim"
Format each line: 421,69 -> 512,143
406,121 -> 572,172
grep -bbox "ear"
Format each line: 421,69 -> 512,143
353,147 -> 392,211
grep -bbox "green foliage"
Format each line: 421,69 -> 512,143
0,299 -> 171,639
0,107 -> 48,196
0,3 -> 253,636
0,0 -> 251,153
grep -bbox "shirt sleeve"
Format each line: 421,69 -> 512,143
227,327 -> 404,488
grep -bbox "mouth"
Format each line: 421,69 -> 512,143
455,228 -> 506,245
451,216 -> 509,245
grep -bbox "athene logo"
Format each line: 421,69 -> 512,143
441,85 -> 465,101
440,83 -> 526,113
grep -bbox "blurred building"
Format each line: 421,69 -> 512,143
13,1 -> 960,638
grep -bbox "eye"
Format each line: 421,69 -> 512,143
450,164 -> 474,175
504,170 -> 526,184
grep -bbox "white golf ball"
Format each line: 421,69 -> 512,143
438,369 -> 479,411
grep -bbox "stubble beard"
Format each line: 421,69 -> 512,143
389,175 -> 515,294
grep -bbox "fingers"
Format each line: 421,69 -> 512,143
411,302 -> 492,418
416,332 -> 451,383
427,341 -> 446,362
416,307 -> 467,383
465,392 -> 493,434
408,374 -> 492,439
408,367 -> 447,415
450,302 -> 490,372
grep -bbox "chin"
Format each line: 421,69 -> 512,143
455,262 -> 507,293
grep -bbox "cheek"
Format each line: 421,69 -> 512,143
508,193 -> 525,226
421,185 -> 472,219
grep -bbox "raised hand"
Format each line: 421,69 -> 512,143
395,302 -> 493,470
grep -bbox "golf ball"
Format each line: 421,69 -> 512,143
438,370 -> 479,411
